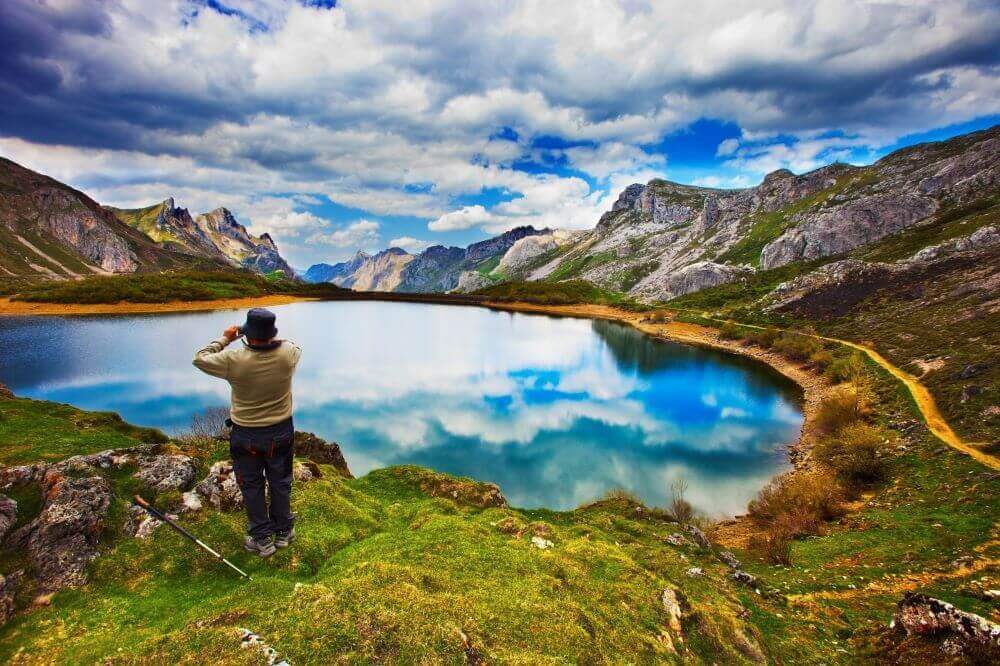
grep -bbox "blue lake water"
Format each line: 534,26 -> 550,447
0,301 -> 802,514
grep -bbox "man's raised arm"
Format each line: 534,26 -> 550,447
192,326 -> 239,379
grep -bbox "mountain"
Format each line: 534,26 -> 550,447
0,158 -> 203,278
109,202 -> 295,278
302,250 -> 371,284
303,225 -> 549,292
506,125 -> 999,302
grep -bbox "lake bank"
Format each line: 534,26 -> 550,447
0,294 -> 319,316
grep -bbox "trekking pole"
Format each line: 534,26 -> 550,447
133,495 -> 251,580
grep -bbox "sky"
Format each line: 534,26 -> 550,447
1,1 -> 998,269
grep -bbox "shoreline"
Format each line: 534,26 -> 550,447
0,294 -> 319,316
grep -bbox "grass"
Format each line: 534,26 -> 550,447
471,279 -> 641,307
9,270 -> 347,304
545,250 -> 616,281
0,396 -> 168,466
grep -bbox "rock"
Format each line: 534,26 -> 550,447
635,261 -> 752,301
686,567 -> 704,578
529,521 -> 553,539
133,454 -> 198,492
661,588 -> 684,633
293,432 -> 351,477
292,460 -> 323,482
666,532 -> 695,548
0,495 -> 17,544
495,516 -> 525,536
685,524 -> 711,549
951,555 -> 975,570
760,193 -> 937,269
730,571 -> 758,588
910,224 -> 999,262
0,383 -> 13,399
453,270 -> 493,294
957,362 -> 989,380
180,491 -> 203,513
891,591 -> 1000,658
717,550 -> 741,570
413,470 -> 508,509
123,504 -> 174,540
939,637 -> 965,656
11,471 -> 112,592
530,536 -> 553,550
0,572 -> 19,627
961,385 -> 984,402
195,461 -> 243,510
612,184 -> 645,212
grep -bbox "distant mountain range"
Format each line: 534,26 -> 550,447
302,226 -> 553,292
0,158 -> 294,280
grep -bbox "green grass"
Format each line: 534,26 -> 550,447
472,279 -> 640,307
9,270 -> 347,304
545,250 -> 616,281
0,397 -> 168,466
474,255 -> 501,275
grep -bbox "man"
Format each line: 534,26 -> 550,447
193,308 -> 302,558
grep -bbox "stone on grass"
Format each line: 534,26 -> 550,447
684,524 -> 711,549
0,495 -> 17,544
195,461 -> 243,510
0,572 -> 19,627
717,550 -> 741,569
531,536 -> 553,550
891,591 -> 1000,658
661,588 -> 684,633
133,454 -> 198,492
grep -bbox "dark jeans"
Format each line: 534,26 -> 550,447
229,417 -> 295,540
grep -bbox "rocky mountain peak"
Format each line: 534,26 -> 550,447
762,168 -> 795,185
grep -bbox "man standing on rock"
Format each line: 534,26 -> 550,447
193,308 -> 302,558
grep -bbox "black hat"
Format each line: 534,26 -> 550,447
238,308 -> 278,340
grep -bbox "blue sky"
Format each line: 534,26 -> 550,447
1,1 -> 998,268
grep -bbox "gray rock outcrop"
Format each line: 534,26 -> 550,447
892,592 -> 1000,658
454,271 -> 493,294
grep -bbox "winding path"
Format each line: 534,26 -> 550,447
705,316 -> 1000,472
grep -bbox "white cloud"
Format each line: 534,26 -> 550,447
388,236 -> 434,252
307,219 -> 381,248
429,205 -> 494,231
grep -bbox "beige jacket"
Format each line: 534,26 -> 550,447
193,336 -> 302,427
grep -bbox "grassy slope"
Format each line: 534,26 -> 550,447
8,270 -> 348,304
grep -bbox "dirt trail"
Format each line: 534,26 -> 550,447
688,314 -> 1000,472
0,294 -> 318,316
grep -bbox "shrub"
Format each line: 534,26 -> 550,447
814,384 -> 871,435
748,519 -> 793,565
719,322 -> 741,340
814,422 -> 890,490
808,349 -> 834,372
742,328 -> 778,349
772,331 -> 823,362
824,352 -> 868,384
748,470 -> 844,527
646,310 -> 672,324
666,478 -> 695,523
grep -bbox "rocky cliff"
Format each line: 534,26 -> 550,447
0,159 -> 199,278
514,125 -> 999,302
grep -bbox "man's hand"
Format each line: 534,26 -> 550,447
223,325 -> 240,342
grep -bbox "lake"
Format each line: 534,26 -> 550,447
0,301 -> 802,514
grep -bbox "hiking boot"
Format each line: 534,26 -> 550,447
244,535 -> 276,558
274,527 -> 296,549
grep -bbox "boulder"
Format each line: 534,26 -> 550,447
635,261 -> 752,301
195,461 -> 243,510
0,572 -> 19,627
891,592 -> 1000,658
730,571 -> 758,588
292,460 -> 323,482
685,524 -> 712,549
123,504 -> 175,540
0,383 -> 13,399
11,471 -> 111,592
133,454 -> 198,492
717,550 -> 741,570
661,588 -> 684,633
293,432 -> 351,477
0,495 -> 17,544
